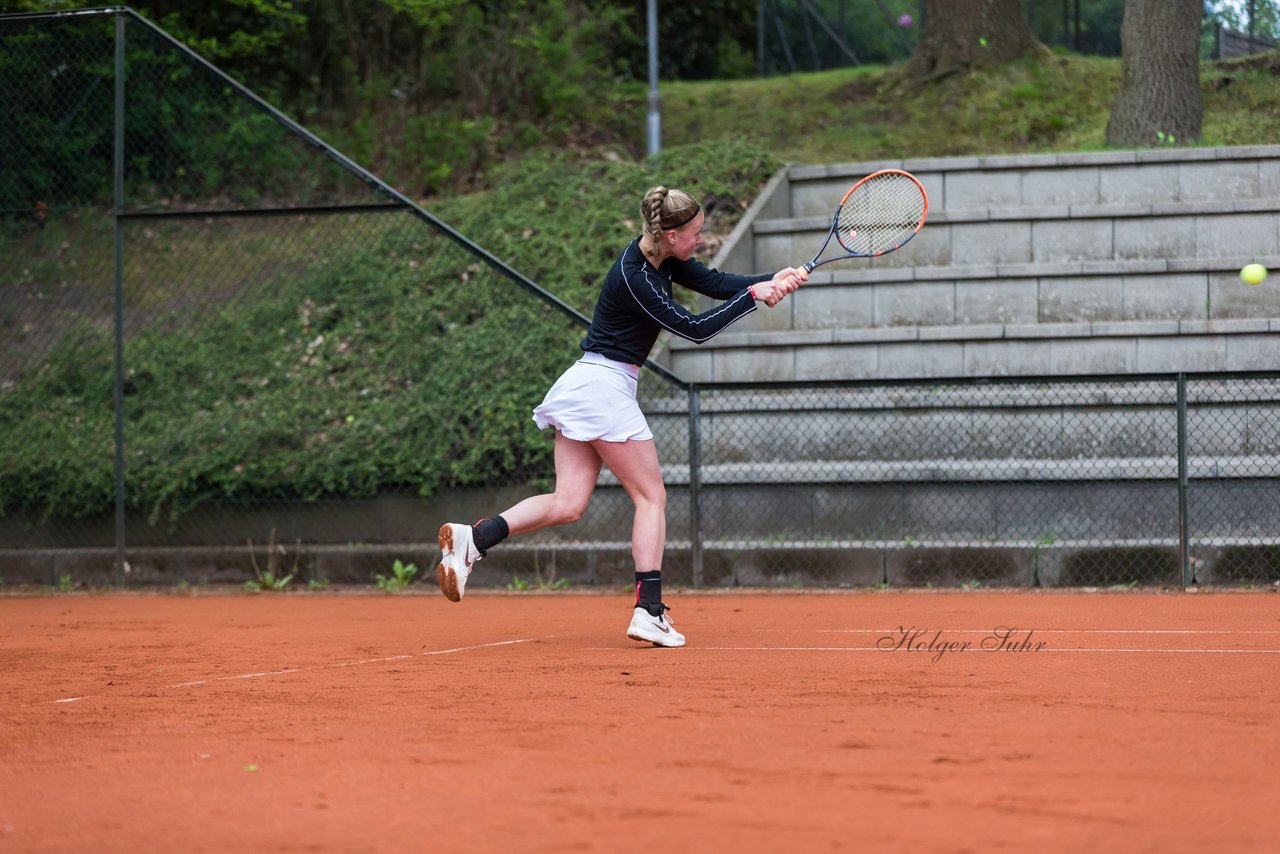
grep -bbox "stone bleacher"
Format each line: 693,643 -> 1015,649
626,147 -> 1280,587
665,146 -> 1280,383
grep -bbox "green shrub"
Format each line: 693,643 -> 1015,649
0,141 -> 778,523
375,559 -> 418,592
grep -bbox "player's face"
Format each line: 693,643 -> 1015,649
669,211 -> 705,260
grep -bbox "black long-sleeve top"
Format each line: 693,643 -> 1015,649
579,238 -> 774,366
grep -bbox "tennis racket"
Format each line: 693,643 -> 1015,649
801,169 -> 928,272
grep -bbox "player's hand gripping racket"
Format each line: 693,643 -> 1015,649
802,169 -> 928,272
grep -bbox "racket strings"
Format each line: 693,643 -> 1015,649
836,175 -> 926,256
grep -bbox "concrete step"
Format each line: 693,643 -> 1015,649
724,255 -> 1280,335
616,456 -> 1280,486
700,145 -> 1280,384
785,146 -> 1280,218
640,377 -> 1280,466
642,378 -> 1280,410
750,199 -> 1280,272
667,315 -> 1279,381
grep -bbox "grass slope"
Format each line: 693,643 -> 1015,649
656,53 -> 1280,163
7,51 -> 1280,521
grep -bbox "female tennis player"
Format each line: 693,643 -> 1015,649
436,186 -> 807,647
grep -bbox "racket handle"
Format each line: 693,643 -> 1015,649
802,261 -> 816,273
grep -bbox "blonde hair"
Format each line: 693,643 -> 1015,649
640,186 -> 700,242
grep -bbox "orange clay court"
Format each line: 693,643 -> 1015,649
2,589 -> 1278,853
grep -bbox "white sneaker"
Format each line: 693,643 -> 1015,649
626,605 -> 686,647
437,523 -> 481,602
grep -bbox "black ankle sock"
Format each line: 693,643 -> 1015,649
472,515 -> 509,555
635,570 -> 662,614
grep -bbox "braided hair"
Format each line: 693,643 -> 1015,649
640,186 -> 700,258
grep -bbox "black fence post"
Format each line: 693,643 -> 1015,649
1176,374 -> 1190,586
112,9 -> 127,587
688,386 -> 703,589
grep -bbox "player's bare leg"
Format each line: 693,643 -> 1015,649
438,432 -> 601,601
500,432 -> 603,535
593,438 -> 684,647
591,437 -> 665,571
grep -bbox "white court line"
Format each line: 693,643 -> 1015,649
711,646 -> 1280,654
170,638 -> 538,687
592,646 -> 1280,654
53,637 -> 539,704
813,628 -> 1280,635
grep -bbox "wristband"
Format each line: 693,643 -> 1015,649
748,285 -> 758,301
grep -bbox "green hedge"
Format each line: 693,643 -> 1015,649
0,140 -> 780,522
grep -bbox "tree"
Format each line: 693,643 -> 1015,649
1105,0 -> 1202,147
901,0 -> 1045,83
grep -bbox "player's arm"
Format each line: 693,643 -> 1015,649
624,265 -> 757,343
672,257 -> 771,300
675,258 -> 807,306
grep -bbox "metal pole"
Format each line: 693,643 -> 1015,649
112,10 -> 128,587
798,0 -> 819,70
688,387 -> 703,589
757,0 -> 766,77
1176,374 -> 1190,586
774,10 -> 796,73
645,0 -> 661,157
797,0 -> 860,66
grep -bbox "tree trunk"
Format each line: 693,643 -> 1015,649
902,0 -> 1044,82
1105,0 -> 1203,147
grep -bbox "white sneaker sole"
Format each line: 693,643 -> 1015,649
436,523 -> 463,602
627,629 -> 685,647
627,617 -> 686,647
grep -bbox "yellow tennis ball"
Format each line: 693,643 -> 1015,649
1241,263 -> 1268,286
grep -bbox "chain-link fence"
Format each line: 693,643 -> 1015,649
4,8 -> 1278,591
1,8 -> 594,590
646,375 -> 1280,589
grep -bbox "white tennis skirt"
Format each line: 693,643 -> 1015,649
532,352 -> 654,442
